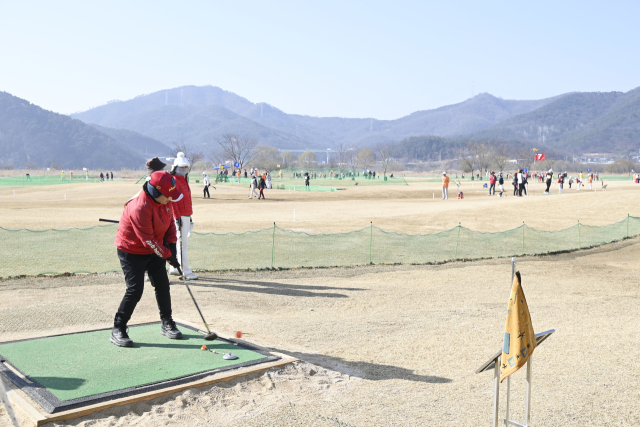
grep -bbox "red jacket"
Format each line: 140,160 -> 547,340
490,175 -> 496,184
115,190 -> 177,258
171,175 -> 193,218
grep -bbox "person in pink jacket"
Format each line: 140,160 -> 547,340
169,152 -> 198,280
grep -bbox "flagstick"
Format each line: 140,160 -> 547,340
505,257 -> 516,427
526,357 -> 533,426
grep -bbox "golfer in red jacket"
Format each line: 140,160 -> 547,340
169,152 -> 198,280
111,171 -> 184,347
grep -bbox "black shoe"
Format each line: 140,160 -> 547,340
161,319 -> 183,339
110,327 -> 133,347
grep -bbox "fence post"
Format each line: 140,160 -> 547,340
271,222 -> 276,269
627,214 -> 630,238
455,223 -> 461,260
578,220 -> 581,249
522,221 -> 525,255
369,222 -> 373,264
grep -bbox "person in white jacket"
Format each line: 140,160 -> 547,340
202,172 -> 211,198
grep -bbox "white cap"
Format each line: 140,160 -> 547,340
548,169 -> 553,173
442,171 -> 446,175
173,152 -> 190,168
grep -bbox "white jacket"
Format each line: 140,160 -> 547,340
203,174 -> 210,186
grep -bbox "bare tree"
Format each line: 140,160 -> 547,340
515,146 -> 535,172
213,134 -> 258,171
171,141 -> 204,173
297,150 -> 317,169
456,143 -> 476,175
356,147 -> 376,170
491,143 -> 511,173
335,143 -> 356,175
347,144 -> 360,172
375,143 -> 393,177
476,143 -> 492,176
252,145 -> 280,172
280,151 -> 297,169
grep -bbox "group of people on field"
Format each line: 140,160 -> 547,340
248,168 -> 272,199
441,169 -> 606,200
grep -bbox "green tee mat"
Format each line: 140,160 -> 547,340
0,322 -> 279,414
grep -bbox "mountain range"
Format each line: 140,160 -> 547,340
0,91 -> 170,169
2,84 -> 639,169
70,86 -> 562,151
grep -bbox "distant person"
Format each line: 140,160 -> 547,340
266,172 -> 272,189
70,171 -> 73,182
498,173 -> 504,193
279,170 -> 283,179
558,173 -> 564,194
100,172 -> 104,181
441,172 -> 449,200
304,173 -> 310,187
544,170 -> 553,194
202,172 -> 210,198
488,171 -> 496,196
249,174 -> 258,199
61,170 -> 65,181
517,169 -> 524,196
589,174 -> 593,190
258,174 -> 266,199
111,172 -> 114,180
512,173 -> 518,196
244,169 -> 247,178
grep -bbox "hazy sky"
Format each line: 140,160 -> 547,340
1,1 -> 639,120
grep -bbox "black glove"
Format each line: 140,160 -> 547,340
165,242 -> 180,269
176,217 -> 182,227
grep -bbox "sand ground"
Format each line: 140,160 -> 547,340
1,177 -> 640,426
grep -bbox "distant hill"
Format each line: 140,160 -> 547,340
467,88 -> 640,153
0,91 -> 146,169
71,85 -> 561,150
89,125 -> 172,158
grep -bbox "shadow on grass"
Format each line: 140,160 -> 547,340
272,348 -> 453,384
182,277 -> 366,299
31,376 -> 86,390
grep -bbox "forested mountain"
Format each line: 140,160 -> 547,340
71,85 -> 561,150
0,92 -> 147,169
468,88 -> 640,153
90,125 -> 172,158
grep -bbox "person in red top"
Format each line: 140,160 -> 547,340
111,171 -> 184,347
168,153 -> 198,280
489,171 -> 496,196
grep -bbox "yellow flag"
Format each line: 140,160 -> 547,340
500,271 -> 536,382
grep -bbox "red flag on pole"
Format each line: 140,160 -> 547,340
534,153 -> 545,161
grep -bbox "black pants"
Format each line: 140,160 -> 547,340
203,186 -> 210,198
545,181 -> 551,192
489,183 -> 495,195
114,249 -> 173,328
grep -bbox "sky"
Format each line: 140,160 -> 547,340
1,1 -> 639,120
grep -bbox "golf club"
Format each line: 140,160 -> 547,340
178,229 -> 218,341
98,218 -> 217,341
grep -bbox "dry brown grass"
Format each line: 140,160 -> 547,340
1,177 -> 640,426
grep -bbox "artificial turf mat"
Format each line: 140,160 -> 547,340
0,322 -> 278,413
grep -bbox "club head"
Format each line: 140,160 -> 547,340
204,332 -> 218,341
